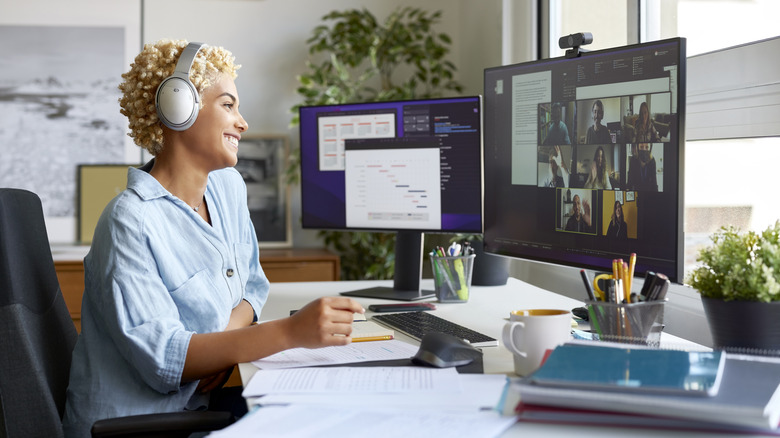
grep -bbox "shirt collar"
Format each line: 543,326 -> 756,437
127,159 -> 169,202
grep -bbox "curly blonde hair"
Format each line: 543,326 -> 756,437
118,39 -> 240,155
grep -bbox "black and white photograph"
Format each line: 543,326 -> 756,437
0,25 -> 131,218
235,135 -> 292,247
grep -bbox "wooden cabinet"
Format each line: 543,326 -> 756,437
55,259 -> 87,333
54,248 -> 340,333
258,248 -> 340,283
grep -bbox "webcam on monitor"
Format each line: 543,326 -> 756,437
559,32 -> 593,58
559,32 -> 593,49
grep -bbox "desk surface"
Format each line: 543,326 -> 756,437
239,278 -> 759,437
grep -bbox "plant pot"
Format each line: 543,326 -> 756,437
470,240 -> 509,286
701,297 -> 780,353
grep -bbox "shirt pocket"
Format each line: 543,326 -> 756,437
233,242 -> 254,294
168,268 -> 227,332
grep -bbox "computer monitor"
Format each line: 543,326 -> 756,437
299,96 -> 483,300
483,38 -> 686,283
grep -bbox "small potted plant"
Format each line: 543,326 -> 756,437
687,221 -> 780,353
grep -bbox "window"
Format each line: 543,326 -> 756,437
658,0 -> 780,277
544,0 -> 629,58
656,0 -> 780,56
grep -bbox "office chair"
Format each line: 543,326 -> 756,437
0,189 -> 234,438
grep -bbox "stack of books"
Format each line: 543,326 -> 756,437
502,342 -> 780,434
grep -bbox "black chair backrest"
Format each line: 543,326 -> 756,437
0,188 -> 78,438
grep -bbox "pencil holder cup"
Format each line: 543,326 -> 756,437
430,254 -> 476,303
586,299 -> 666,346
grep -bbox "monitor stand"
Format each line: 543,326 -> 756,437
340,231 -> 435,301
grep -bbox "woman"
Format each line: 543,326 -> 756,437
634,102 -> 658,143
606,200 -> 628,239
63,40 -> 363,437
584,146 -> 612,190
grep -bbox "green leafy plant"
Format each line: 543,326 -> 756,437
687,221 -> 780,302
449,233 -> 483,243
290,7 -> 463,281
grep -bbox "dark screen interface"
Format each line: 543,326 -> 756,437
299,96 -> 482,234
483,39 -> 685,282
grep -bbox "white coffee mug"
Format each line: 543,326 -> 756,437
502,309 -> 572,376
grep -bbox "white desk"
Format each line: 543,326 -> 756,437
238,278 -> 760,437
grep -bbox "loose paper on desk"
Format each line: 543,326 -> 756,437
243,366 -> 460,398
251,339 -> 417,370
207,405 -> 517,438
255,374 -> 507,412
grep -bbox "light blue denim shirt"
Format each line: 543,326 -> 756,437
63,162 -> 269,437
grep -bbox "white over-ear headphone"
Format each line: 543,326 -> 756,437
155,42 -> 205,131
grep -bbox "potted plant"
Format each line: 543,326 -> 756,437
687,221 -> 780,353
289,6 -> 463,281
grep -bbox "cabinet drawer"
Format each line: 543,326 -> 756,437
263,261 -> 337,283
54,261 -> 84,332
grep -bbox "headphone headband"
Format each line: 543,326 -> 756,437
174,42 -> 204,76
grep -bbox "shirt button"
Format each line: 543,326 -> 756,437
226,269 -> 234,278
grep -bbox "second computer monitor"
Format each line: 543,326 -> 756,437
299,96 -> 483,300
483,38 -> 686,283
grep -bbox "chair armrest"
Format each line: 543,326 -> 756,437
91,410 -> 234,438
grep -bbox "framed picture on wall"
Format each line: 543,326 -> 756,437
0,1 -> 142,243
77,164 -> 138,244
235,135 -> 292,248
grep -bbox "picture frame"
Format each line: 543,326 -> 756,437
626,191 -> 635,202
77,164 -> 138,244
235,135 -> 292,248
1,1 -> 142,243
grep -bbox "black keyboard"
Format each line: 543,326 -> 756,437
372,311 -> 498,347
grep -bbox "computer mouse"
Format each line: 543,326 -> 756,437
412,332 -> 483,368
571,306 -> 589,321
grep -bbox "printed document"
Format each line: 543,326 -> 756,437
207,405 -> 516,438
250,339 -> 417,370
242,366 -> 460,397
254,373 -> 507,412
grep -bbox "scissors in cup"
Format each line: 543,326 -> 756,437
592,273 -> 614,301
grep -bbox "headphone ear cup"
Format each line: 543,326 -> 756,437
156,75 -> 199,131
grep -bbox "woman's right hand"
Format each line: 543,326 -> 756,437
286,297 -> 364,349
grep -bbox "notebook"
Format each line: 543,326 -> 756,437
511,350 -> 780,431
528,343 -> 725,396
351,320 -> 394,342
515,403 -> 780,435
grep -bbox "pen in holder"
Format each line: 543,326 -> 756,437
586,299 -> 666,346
430,253 -> 475,303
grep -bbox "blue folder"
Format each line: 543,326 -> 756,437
528,343 -> 725,396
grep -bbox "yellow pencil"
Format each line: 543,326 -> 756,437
628,253 -> 637,296
623,261 -> 630,302
352,335 -> 394,343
